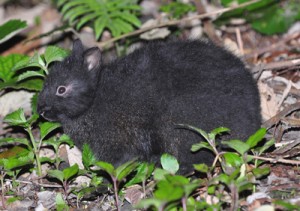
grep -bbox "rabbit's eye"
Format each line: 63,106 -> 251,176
56,86 -> 67,96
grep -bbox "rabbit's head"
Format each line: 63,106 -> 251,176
37,40 -> 102,122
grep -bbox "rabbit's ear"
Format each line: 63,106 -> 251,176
83,47 -> 102,71
72,39 -> 84,55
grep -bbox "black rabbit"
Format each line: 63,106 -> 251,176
37,39 -> 261,173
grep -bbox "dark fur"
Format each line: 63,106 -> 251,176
38,40 -> 261,173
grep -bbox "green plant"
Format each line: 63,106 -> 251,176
217,0 -> 300,35
0,45 -> 68,91
48,164 -> 80,201
56,0 -> 141,39
0,19 -> 27,44
160,1 -> 196,19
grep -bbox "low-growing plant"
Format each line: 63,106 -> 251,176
160,1 -> 196,19
56,0 -> 141,39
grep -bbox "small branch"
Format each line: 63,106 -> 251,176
251,155 -> 300,165
97,0 -> 261,48
262,102 -> 300,129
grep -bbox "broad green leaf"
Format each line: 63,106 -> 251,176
58,134 -> 74,147
63,164 -> 79,181
95,161 -> 114,175
15,78 -> 44,91
154,180 -> 184,201
4,108 -> 28,127
246,128 -> 266,149
48,169 -> 64,183
82,143 -> 96,169
193,163 -> 209,173
0,19 -> 27,44
222,152 -> 243,168
222,139 -> 250,155
40,156 -> 56,164
0,54 -> 27,82
153,168 -> 169,181
56,192 -> 69,211
177,124 -> 209,141
115,159 -> 138,181
191,142 -> 213,152
161,153 -> 179,174
44,46 -> 69,66
39,122 -> 61,140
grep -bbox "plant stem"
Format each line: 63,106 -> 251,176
0,172 -> 6,209
182,197 -> 187,211
26,127 -> 42,177
112,177 -> 120,211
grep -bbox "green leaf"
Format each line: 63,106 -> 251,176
0,54 -> 28,82
153,168 -> 169,181
252,167 -> 270,178
44,46 -> 69,65
193,163 -> 209,173
209,127 -> 230,140
56,192 -> 69,211
17,70 -> 45,82
222,152 -> 243,168
95,161 -> 115,175
63,164 -> 79,181
1,151 -> 34,170
40,156 -> 56,164
0,19 -> 27,44
178,124 -> 209,141
257,138 -> 275,155
58,134 -> 74,147
4,108 -> 28,127
222,139 -> 250,155
125,162 -> 154,187
39,122 -> 61,140
191,142 -> 213,152
82,143 -> 96,169
154,180 -> 184,201
48,169 -> 64,183
94,17 -> 109,40
115,159 -> 138,181
0,138 -> 29,147
246,128 -> 266,149
135,198 -> 162,210
160,153 -> 179,174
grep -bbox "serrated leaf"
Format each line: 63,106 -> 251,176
95,161 -> 115,175
4,108 -> 28,127
0,54 -> 28,82
17,70 -> 45,82
58,134 -> 74,147
63,163 -> 79,181
0,19 -> 27,44
115,159 -> 138,181
16,78 -> 44,91
120,11 -> 141,27
82,143 -> 96,169
222,139 -> 250,155
48,169 -> 64,183
160,153 -> 179,174
44,46 -> 69,65
246,128 -> 266,149
39,122 -> 61,140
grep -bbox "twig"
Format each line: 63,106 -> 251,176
251,155 -> 300,165
97,0 -> 261,48
262,102 -> 300,129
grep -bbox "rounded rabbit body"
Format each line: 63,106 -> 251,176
38,40 -> 261,172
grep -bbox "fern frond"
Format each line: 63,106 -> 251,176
57,0 -> 141,39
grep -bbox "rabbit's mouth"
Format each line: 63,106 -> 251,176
38,106 -> 59,122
